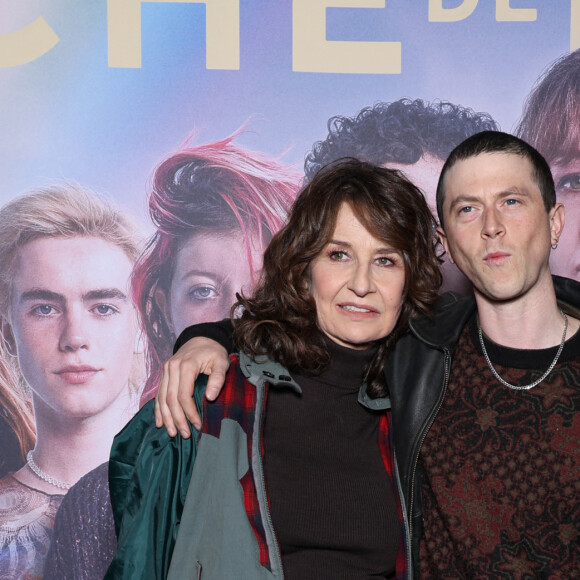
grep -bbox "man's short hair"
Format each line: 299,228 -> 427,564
304,98 -> 499,181
0,184 -> 142,317
436,131 -> 556,228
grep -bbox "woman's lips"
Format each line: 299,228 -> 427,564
337,303 -> 379,317
55,366 -> 101,384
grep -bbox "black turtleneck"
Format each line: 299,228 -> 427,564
262,339 -> 400,579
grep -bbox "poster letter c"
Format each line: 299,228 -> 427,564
0,17 -> 59,67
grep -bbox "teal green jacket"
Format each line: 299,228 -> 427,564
105,353 -> 301,579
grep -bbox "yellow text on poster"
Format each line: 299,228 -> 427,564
107,0 -> 239,69
0,17 -> 59,67
1,1 -> 579,68
293,0 -> 401,74
429,0 -> 536,22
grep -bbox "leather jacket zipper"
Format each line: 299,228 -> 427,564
393,450 -> 412,577
407,348 -> 451,545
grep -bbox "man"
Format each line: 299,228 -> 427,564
305,98 -> 499,293
157,131 -> 580,578
388,130 -> 580,577
0,185 -> 144,579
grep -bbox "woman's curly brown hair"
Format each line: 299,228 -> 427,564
234,158 -> 442,398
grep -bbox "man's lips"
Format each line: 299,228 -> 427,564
483,251 -> 511,265
55,366 -> 101,384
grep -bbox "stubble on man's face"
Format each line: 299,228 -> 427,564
438,153 -> 562,304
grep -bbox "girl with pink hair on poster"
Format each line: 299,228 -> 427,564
43,135 -> 300,579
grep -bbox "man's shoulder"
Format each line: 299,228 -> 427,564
407,292 -> 476,348
554,275 -> 580,316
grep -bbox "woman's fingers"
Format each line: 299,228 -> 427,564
157,338 -> 230,436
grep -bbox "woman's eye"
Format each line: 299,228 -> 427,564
329,250 -> 348,261
376,257 -> 394,266
190,286 -> 217,300
557,173 -> 580,192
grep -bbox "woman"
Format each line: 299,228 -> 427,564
132,133 -> 300,404
516,48 -> 580,281
106,159 -> 442,578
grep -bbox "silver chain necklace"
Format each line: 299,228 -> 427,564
478,309 -> 568,391
26,451 -> 72,490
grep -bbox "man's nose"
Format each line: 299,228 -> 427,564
58,309 -> 89,352
481,207 -> 505,239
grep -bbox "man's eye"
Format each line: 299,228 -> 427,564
93,304 -> 117,316
505,198 -> 519,206
33,304 -> 56,316
190,286 -> 217,300
557,173 -> 580,192
458,206 -> 473,214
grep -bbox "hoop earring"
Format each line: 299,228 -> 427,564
551,242 -> 558,250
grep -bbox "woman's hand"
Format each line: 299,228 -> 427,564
155,337 -> 230,437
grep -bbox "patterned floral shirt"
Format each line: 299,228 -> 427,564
419,316 -> 580,579
0,475 -> 64,580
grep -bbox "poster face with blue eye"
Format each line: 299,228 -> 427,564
0,2 -> 578,578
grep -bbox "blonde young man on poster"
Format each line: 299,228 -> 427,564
158,132 -> 580,577
0,186 -> 143,580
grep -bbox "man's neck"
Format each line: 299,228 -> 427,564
26,387 -> 137,487
475,274 -> 573,350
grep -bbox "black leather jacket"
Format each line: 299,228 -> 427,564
175,275 -> 580,579
375,275 -> 580,577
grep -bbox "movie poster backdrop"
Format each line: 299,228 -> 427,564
0,2 -> 579,578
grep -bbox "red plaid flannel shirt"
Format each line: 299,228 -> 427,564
200,354 -> 408,578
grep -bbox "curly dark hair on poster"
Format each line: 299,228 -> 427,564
233,158 -> 442,398
304,98 -> 499,181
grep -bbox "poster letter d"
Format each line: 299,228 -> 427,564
429,0 -> 478,22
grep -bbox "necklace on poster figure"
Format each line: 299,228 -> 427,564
26,451 -> 73,490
